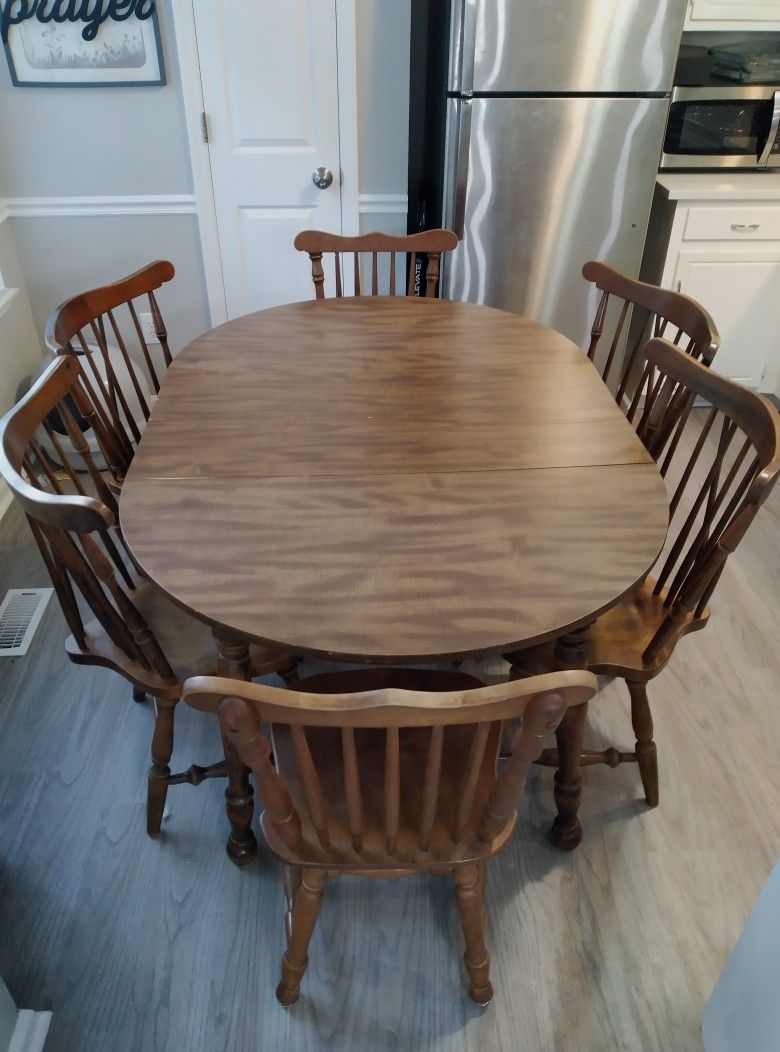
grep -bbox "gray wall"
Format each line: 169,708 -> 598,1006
11,214 -> 209,353
0,3 -> 191,198
356,0 -> 411,198
0,0 -> 210,356
0,0 -> 411,363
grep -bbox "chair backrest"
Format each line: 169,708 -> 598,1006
183,670 -> 597,866
583,261 -> 720,412
45,260 -> 175,474
294,229 -> 458,299
0,355 -> 176,685
635,339 -> 780,663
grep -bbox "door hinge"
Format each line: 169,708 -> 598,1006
201,112 -> 210,144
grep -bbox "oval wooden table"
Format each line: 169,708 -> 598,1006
121,296 -> 669,854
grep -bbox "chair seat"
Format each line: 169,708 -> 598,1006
514,578 -> 710,681
262,667 -> 514,870
65,574 -> 294,698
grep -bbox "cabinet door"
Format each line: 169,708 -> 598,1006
674,246 -> 780,390
688,0 -> 780,22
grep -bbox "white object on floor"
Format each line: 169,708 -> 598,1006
39,343 -> 155,471
702,858 -> 780,1051
7,1011 -> 51,1052
1,978 -> 51,1052
0,589 -> 53,657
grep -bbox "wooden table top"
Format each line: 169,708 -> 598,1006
121,297 -> 669,662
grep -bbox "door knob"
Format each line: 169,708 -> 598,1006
312,166 -> 333,190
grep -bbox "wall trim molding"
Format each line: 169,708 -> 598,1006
0,195 -> 197,221
358,194 -> 409,216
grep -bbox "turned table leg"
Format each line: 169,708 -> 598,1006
550,623 -> 591,851
215,633 -> 258,866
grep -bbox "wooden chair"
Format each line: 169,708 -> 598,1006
583,261 -> 719,416
0,356 -> 297,853
508,338 -> 780,811
45,260 -> 177,483
182,665 -> 597,1006
293,229 -> 458,299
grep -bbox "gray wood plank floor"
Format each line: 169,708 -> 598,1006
1,409 -> 778,1052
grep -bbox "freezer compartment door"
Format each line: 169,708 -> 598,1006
450,0 -> 687,95
444,96 -> 669,348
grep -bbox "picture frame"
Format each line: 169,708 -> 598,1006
3,5 -> 165,88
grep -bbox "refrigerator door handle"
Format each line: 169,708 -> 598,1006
451,100 -> 472,240
758,90 -> 780,168
449,0 -> 477,94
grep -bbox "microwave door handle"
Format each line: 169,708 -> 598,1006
759,90 -> 780,167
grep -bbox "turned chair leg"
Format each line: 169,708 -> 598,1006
281,864 -> 302,946
147,695 -> 177,837
220,729 -> 258,866
453,862 -> 493,1006
276,868 -> 327,1007
278,658 -> 302,687
550,700 -> 588,850
627,681 -> 659,807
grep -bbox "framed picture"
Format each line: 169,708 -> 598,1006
3,5 -> 165,88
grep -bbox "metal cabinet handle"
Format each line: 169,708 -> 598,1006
731,223 -> 760,232
312,167 -> 333,190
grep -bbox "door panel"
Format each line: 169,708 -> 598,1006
675,247 -> 780,389
444,97 -> 669,349
193,0 -> 342,318
460,0 -> 687,93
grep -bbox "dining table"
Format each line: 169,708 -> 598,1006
120,295 -> 670,851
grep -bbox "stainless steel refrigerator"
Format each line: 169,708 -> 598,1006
408,0 -> 689,347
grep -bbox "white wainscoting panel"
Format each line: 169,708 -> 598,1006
0,196 -> 197,219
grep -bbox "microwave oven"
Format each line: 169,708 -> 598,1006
661,86 -> 780,170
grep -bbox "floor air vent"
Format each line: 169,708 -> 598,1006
0,588 -> 53,657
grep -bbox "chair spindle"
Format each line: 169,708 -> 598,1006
291,725 -> 331,849
341,726 -> 364,853
454,722 -> 491,843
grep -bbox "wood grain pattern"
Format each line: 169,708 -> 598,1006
0,357 -> 296,844
182,668 -> 596,1004
121,297 -> 667,662
582,259 -> 719,408
129,301 -> 642,479
0,454 -> 778,1049
122,465 -> 667,661
45,260 -> 177,480
293,229 -> 458,299
514,340 -> 780,814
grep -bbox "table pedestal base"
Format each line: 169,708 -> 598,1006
505,623 -> 591,851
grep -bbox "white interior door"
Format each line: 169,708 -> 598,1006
192,0 -> 343,318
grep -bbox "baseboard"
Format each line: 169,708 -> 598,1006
7,1010 -> 51,1052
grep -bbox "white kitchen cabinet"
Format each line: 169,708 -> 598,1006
685,0 -> 780,30
673,246 -> 780,387
646,174 -> 780,393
